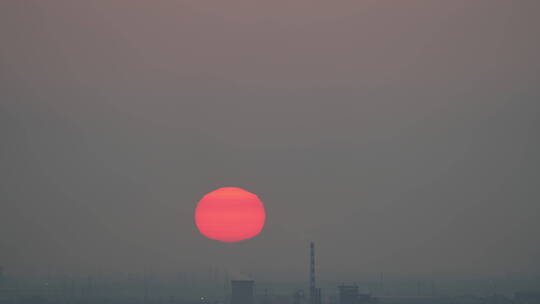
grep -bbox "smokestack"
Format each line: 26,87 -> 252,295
309,242 -> 316,304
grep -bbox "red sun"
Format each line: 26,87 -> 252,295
195,187 -> 266,243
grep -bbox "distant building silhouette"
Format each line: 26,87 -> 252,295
339,284 -> 372,304
339,285 -> 359,304
231,280 -> 254,304
515,291 -> 540,304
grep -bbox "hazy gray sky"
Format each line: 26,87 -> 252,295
1,1 -> 539,279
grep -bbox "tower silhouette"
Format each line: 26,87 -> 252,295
309,242 -> 321,304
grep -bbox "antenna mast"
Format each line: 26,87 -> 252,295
309,242 -> 316,304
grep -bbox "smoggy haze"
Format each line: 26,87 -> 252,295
1,1 -> 539,279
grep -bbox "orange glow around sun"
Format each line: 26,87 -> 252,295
195,187 -> 266,243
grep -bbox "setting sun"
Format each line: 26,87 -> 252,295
195,187 -> 266,243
